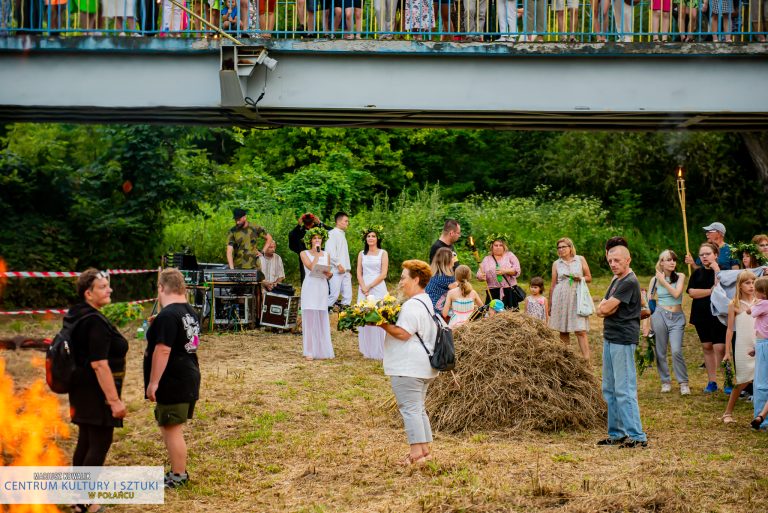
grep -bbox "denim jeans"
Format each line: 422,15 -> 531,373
602,340 -> 647,441
651,309 -> 688,385
754,338 -> 768,429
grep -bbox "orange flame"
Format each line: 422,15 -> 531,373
0,357 -> 70,513
677,166 -> 683,179
0,257 -> 6,298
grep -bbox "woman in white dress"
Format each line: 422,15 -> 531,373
300,227 -> 334,360
357,227 -> 389,360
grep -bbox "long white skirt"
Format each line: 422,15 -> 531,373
302,309 -> 334,359
358,326 -> 385,360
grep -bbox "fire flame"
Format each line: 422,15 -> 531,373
0,356 -> 70,513
677,166 -> 683,179
0,257 -> 7,298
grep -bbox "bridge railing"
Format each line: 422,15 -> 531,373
2,0 -> 766,42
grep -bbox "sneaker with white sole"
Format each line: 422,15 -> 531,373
680,383 -> 691,395
661,383 -> 672,393
164,471 -> 189,489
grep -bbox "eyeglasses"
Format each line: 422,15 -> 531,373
557,246 -> 570,250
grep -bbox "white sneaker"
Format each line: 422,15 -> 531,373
661,383 -> 672,393
680,383 -> 691,396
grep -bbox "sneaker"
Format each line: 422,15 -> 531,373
619,439 -> 648,449
164,471 -> 189,489
680,383 -> 691,396
661,383 -> 672,393
724,386 -> 733,395
596,436 -> 627,446
703,381 -> 718,393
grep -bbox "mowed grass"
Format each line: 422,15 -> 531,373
2,275 -> 768,513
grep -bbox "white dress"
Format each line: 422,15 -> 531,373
301,250 -> 334,359
102,0 -> 136,17
733,300 -> 756,385
357,250 -> 388,360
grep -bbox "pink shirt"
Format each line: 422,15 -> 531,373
476,252 -> 521,290
751,299 -> 768,339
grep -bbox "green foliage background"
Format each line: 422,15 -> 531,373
1,123 -> 765,307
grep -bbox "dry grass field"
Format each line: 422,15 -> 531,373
2,276 -> 768,513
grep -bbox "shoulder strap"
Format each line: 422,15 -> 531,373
413,298 -> 437,357
650,278 -> 657,297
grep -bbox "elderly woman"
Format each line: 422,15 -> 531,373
300,227 -> 334,360
379,260 -> 438,466
476,234 -> 522,310
548,237 -> 593,359
67,269 -> 128,513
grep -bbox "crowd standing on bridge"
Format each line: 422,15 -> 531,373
3,0 -> 767,41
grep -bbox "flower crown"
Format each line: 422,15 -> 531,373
360,225 -> 385,242
734,242 -> 768,266
484,233 -> 509,249
303,227 -> 329,249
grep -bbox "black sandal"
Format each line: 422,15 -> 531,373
751,415 -> 765,429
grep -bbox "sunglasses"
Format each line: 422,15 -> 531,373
557,245 -> 570,250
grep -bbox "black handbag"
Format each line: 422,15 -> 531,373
510,285 -> 526,304
414,299 -> 456,372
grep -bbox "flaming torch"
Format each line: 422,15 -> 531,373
676,166 -> 692,276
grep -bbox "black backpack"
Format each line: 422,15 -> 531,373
46,312 -> 99,394
414,299 -> 456,372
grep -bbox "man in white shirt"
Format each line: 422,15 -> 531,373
261,240 -> 285,293
326,212 -> 352,310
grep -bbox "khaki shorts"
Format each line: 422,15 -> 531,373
154,402 -> 196,426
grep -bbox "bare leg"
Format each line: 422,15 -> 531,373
344,6 -> 353,37
660,11 -> 669,40
702,342 -> 718,383
556,10 -> 564,40
652,10 -> 660,39
354,6 -> 361,37
723,382 -> 749,417
575,331 -> 590,360
568,7 -> 577,36
160,424 -> 187,474
296,0 -> 307,26
239,0 -> 249,30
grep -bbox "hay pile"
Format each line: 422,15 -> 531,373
426,311 -> 606,433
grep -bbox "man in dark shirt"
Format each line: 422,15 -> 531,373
429,219 -> 461,264
596,245 -> 648,448
145,268 -> 201,489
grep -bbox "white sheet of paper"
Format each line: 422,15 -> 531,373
309,264 -> 331,278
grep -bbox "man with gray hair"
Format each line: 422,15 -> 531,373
684,221 -> 739,271
596,244 -> 648,448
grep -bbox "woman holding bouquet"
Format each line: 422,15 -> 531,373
357,227 -> 389,360
300,228 -> 335,360
379,260 -> 438,466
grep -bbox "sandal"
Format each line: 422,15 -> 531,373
751,415 -> 765,429
721,413 -> 736,424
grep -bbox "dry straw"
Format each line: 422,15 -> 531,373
425,311 -> 606,433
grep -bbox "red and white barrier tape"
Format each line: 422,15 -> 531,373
1,269 -> 160,278
0,298 -> 156,316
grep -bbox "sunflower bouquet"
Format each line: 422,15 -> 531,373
337,294 -> 402,333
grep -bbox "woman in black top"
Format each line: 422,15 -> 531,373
687,242 -> 726,394
67,269 -> 128,513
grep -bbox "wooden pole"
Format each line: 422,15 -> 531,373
168,0 -> 243,45
676,166 -> 692,276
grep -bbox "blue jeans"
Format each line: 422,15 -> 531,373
754,338 -> 768,429
602,340 -> 647,442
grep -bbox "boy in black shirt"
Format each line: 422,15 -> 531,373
145,268 -> 201,489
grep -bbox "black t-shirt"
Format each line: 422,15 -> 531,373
429,239 -> 455,264
603,272 -> 641,345
144,302 -> 201,404
687,267 -> 715,326
68,303 -> 129,427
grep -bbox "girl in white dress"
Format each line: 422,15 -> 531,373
300,228 -> 334,360
357,227 -> 389,360
722,270 -> 757,423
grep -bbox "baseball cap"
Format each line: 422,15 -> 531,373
702,222 -> 726,235
489,299 -> 504,312
233,208 -> 247,220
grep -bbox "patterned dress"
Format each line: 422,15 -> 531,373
448,298 -> 476,328
525,296 -> 547,321
405,0 -> 433,30
548,256 -> 589,333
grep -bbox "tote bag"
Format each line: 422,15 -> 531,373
576,280 -> 594,317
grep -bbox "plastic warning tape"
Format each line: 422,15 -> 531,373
0,298 -> 156,316
1,269 -> 160,278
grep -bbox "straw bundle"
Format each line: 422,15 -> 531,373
426,311 -> 606,433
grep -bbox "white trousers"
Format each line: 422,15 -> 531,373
374,0 -> 397,33
612,0 -> 633,42
497,0 -> 518,34
328,271 -> 353,307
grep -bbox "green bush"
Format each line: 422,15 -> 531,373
101,302 -> 144,328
